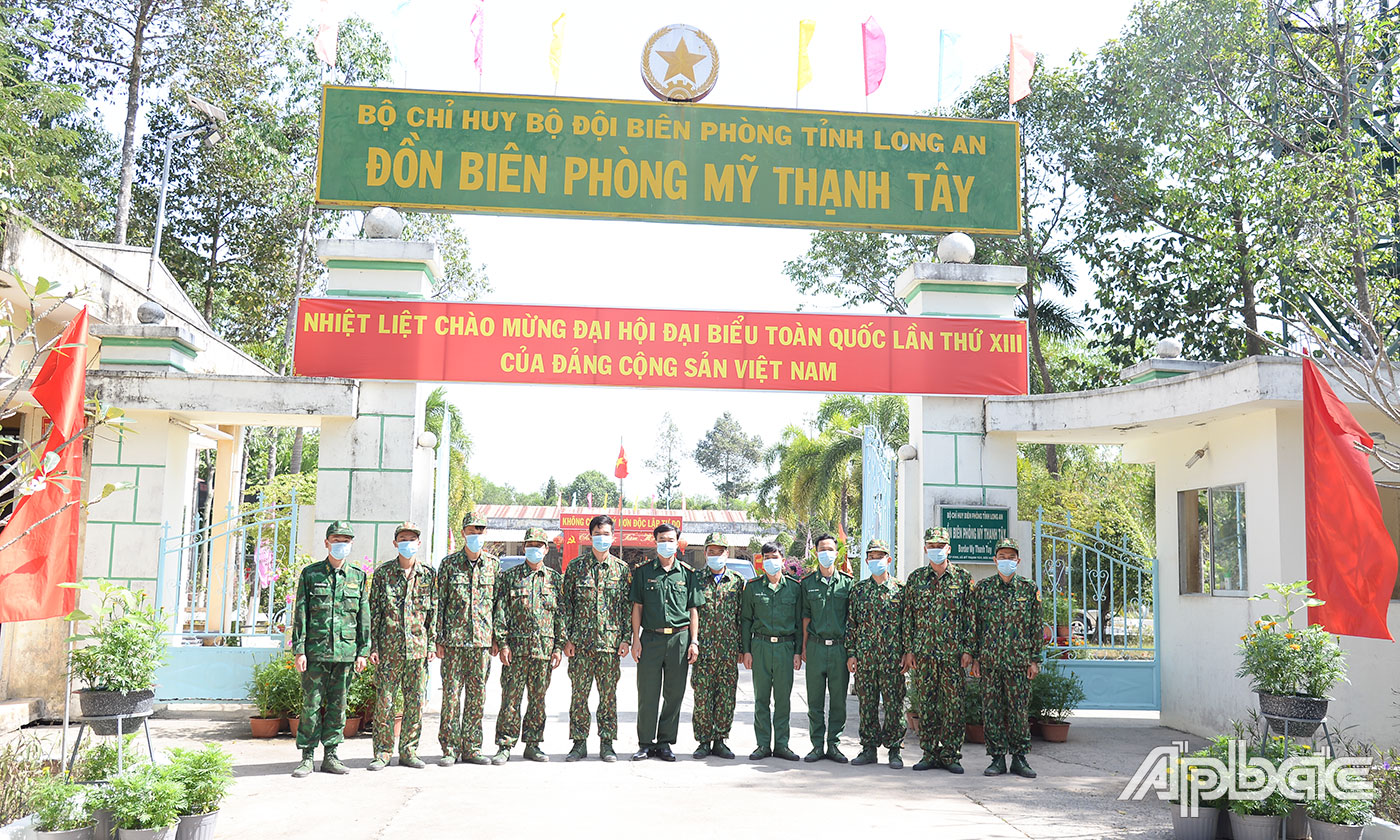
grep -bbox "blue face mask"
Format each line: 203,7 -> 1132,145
656,542 -> 677,559
592,534 -> 613,552
816,550 -> 837,568
762,558 -> 782,577
524,546 -> 546,564
464,534 -> 485,553
329,542 -> 352,561
706,554 -> 726,572
396,540 -> 418,559
866,557 -> 889,577
997,558 -> 1019,577
927,547 -> 948,565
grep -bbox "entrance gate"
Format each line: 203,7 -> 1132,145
858,425 -> 898,577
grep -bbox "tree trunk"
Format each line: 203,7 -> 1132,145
203,197 -> 223,323
1232,204 -> 1263,356
1022,275 -> 1061,476
113,22 -> 147,245
289,428 -> 305,473
279,207 -> 316,374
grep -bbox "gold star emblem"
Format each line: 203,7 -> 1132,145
657,36 -> 705,83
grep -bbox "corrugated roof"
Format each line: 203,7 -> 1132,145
475,505 -> 753,524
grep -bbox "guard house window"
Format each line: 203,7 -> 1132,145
1179,484 -> 1247,595
1379,485 -> 1400,600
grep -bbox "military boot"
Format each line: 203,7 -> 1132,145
712,740 -> 735,760
887,746 -> 904,770
291,749 -> 315,778
803,746 -> 826,763
524,744 -> 549,762
984,755 -> 1007,776
913,753 -> 943,771
825,745 -> 848,764
566,740 -> 587,762
462,751 -> 491,766
693,741 -> 712,759
945,758 -> 965,775
321,748 -> 349,774
367,754 -> 389,772
851,745 -> 878,766
437,753 -> 456,767
1010,754 -> 1037,778
490,747 -> 510,766
599,740 -> 618,763
399,753 -> 425,769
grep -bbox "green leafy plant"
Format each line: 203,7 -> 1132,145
347,662 -> 376,716
1229,790 -> 1295,817
70,735 -> 147,782
164,745 -> 233,816
1041,592 -> 1076,628
64,580 -> 167,694
0,736 -> 46,826
1307,763 -> 1373,826
107,766 -> 184,831
963,676 -> 983,726
1167,746 -> 1225,807
1372,750 -> 1399,824
1029,662 -> 1086,723
29,775 -> 94,832
1236,580 -> 1348,698
247,652 -> 300,718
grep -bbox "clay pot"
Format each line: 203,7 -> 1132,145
249,716 -> 280,738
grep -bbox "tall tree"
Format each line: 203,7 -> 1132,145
644,412 -> 683,508
563,470 -> 617,508
693,412 -> 762,504
424,386 -> 473,528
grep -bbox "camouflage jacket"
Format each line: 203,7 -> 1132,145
493,563 -> 566,659
900,563 -> 974,662
435,549 -> 499,648
845,576 -> 903,666
694,568 -> 745,661
291,560 -> 370,663
971,574 -> 1043,669
561,552 -> 631,653
368,559 -> 436,662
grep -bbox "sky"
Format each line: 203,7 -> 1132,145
280,0 -> 1138,503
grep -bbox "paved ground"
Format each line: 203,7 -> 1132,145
24,660 -> 1183,839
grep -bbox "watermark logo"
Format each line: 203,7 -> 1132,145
1119,740 -> 1373,816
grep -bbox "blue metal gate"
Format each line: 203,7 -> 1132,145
859,425 -> 897,578
1033,508 -> 1160,710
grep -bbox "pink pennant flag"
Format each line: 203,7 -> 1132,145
470,1 -> 485,76
862,16 -> 886,96
313,0 -> 336,66
1009,33 -> 1035,104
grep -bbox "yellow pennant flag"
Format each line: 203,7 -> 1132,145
797,19 -> 815,92
549,12 -> 566,84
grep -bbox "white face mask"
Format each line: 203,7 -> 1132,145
927,547 -> 949,565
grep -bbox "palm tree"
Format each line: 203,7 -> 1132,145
424,386 -> 474,530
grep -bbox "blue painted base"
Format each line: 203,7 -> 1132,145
155,639 -> 285,702
1052,659 -> 1160,711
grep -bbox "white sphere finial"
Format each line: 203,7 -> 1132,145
1155,338 -> 1183,359
416,431 -> 438,449
937,232 -> 975,264
364,207 -> 406,239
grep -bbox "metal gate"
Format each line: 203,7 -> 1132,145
859,425 -> 897,578
1033,508 -> 1160,710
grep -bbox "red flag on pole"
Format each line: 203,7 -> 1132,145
861,17 -> 886,96
1009,34 -> 1035,104
1304,358 -> 1397,640
614,443 -> 628,479
0,309 -> 89,622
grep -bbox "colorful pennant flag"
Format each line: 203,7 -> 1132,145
470,1 -> 485,78
313,0 -> 337,67
549,12 -> 566,85
938,30 -> 962,108
861,17 -> 885,97
1009,33 -> 1035,104
796,20 -> 815,93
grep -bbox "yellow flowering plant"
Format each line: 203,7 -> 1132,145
1236,581 -> 1347,698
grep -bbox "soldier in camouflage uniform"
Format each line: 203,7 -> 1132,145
845,539 -> 906,769
900,526 -> 974,774
561,514 -> 631,762
290,521 -> 370,778
367,522 -> 435,771
434,509 -> 499,766
691,532 -> 744,760
971,537 -> 1042,779
799,532 -> 854,763
491,527 -> 565,764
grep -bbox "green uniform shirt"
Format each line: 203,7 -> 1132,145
630,557 -> 704,630
972,573 -> 1044,668
562,552 -> 632,653
845,575 -> 903,664
799,568 -> 854,644
695,568 -> 745,661
493,562 -> 566,659
291,560 -> 370,663
900,563 -> 974,661
368,558 -> 437,662
435,549 -> 499,648
740,575 -> 801,654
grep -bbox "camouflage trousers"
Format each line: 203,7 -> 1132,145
567,649 -> 620,742
372,657 -> 427,759
690,653 -> 738,742
853,657 -> 906,749
439,646 -> 490,758
911,657 -> 964,763
296,660 -> 352,751
981,661 -> 1032,756
495,656 -> 554,749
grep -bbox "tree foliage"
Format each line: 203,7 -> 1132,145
644,412 -> 683,508
694,411 -> 763,503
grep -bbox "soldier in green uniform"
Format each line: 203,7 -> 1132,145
290,521 -> 370,778
846,539 -> 906,769
561,514 -> 631,762
491,527 -> 565,764
900,526 -> 974,774
741,542 -> 802,762
799,533 -> 854,763
434,509 -> 499,767
630,522 -> 702,762
972,537 -> 1042,779
691,532 -> 744,760
367,522 -> 436,771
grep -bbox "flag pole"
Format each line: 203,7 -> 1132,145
937,32 -> 945,110
61,617 -> 72,775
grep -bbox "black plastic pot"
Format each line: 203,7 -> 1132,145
1256,691 -> 1328,738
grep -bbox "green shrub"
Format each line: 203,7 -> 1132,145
64,580 -> 168,694
107,766 -> 184,831
71,735 -> 147,783
30,775 -> 94,832
165,744 -> 233,816
1230,790 -> 1295,817
1029,662 -> 1086,723
1235,580 -> 1347,698
1306,772 -> 1372,827
1372,750 -> 1400,824
0,736 -> 45,826
247,651 -> 300,718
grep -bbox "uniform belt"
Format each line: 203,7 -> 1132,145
760,635 -> 795,643
819,638 -> 843,646
647,626 -> 688,635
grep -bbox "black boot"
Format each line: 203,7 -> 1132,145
1010,754 -> 1036,778
984,755 -> 1007,776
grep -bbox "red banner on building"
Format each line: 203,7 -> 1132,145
559,512 -> 684,570
293,298 -> 1028,396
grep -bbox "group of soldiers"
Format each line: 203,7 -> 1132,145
288,511 -> 1043,780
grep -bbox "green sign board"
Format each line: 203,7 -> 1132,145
316,86 -> 1022,235
939,505 -> 1010,564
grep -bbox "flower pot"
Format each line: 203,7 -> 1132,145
1030,720 -> 1044,737
2,815 -> 36,840
1306,818 -> 1363,840
92,810 -> 113,840
1284,804 -> 1308,839
288,717 -> 299,737
965,724 -> 985,744
1170,806 -> 1221,840
1256,692 -> 1328,738
277,716 -> 289,734
78,690 -> 155,736
1040,721 -> 1071,743
35,827 -> 95,840
1228,812 -> 1285,840
343,716 -> 360,738
249,716 -> 280,738
906,711 -> 920,736
115,826 -> 174,840
174,812 -> 218,840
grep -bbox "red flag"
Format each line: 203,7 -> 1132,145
1009,34 -> 1035,104
1304,358 -> 1397,639
861,17 -> 886,96
614,443 -> 628,479
0,309 -> 89,622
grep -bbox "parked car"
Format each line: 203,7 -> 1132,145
726,559 -> 757,581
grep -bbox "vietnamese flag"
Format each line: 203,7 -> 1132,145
1304,358 -> 1398,640
0,308 -> 89,622
614,443 -> 628,480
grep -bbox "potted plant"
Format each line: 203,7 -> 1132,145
245,656 -> 289,737
273,653 -> 302,736
1305,759 -> 1373,840
63,582 -> 168,737
347,665 -> 375,730
1167,747 -> 1227,840
106,767 -> 182,840
1228,791 -> 1295,840
1031,663 -> 1086,742
1041,592 -> 1076,645
29,776 -> 94,840
3,737 -> 47,840
1236,580 -> 1347,737
905,675 -> 924,737
165,746 -> 232,840
963,676 -> 984,744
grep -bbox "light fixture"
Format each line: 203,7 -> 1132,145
1185,445 -> 1209,469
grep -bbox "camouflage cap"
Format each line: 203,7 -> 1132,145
325,520 -> 355,538
996,537 -> 1020,554
393,521 -> 422,539
523,526 -> 549,544
865,538 -> 891,556
704,531 -> 727,548
461,508 -> 488,528
924,527 -> 951,544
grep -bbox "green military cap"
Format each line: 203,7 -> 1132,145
866,538 -> 891,555
704,531 -> 727,548
393,521 -> 421,539
523,526 -> 549,544
325,520 -> 355,538
925,527 -> 951,544
996,537 -> 1020,554
461,508 -> 488,528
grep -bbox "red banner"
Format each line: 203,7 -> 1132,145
294,298 -> 1028,396
559,513 -> 685,570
